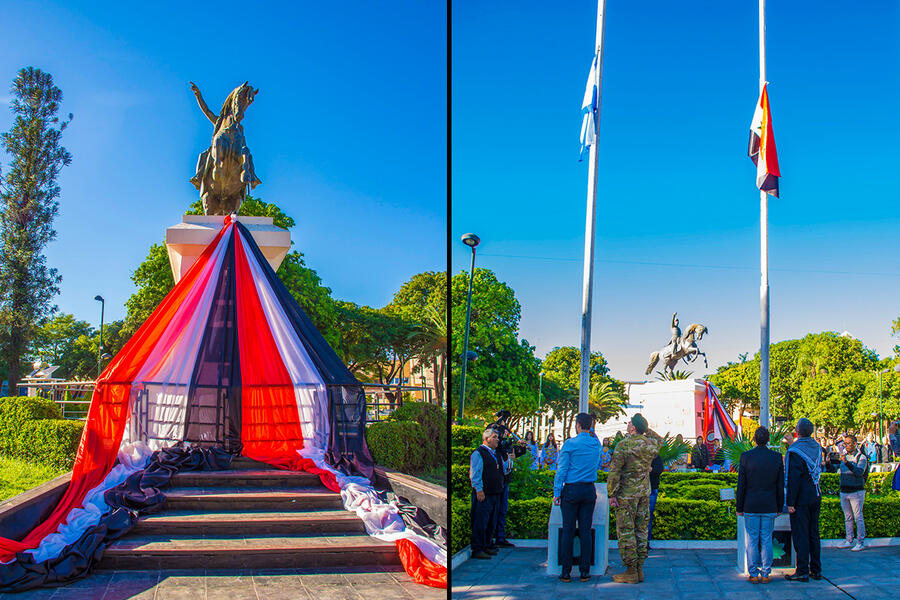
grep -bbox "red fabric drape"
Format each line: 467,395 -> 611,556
0,222 -> 232,562
234,232 -> 308,466
396,539 -> 447,588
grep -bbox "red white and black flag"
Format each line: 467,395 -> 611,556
748,83 -> 780,197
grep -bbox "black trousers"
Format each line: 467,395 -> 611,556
789,499 -> 821,575
470,490 -> 499,553
559,482 -> 596,577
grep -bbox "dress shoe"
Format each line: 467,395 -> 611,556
559,574 -> 571,583
580,574 -> 591,582
748,576 -> 759,583
495,539 -> 515,548
784,572 -> 809,582
759,577 -> 770,584
471,550 -> 492,559
810,572 -> 822,581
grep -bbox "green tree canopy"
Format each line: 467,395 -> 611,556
450,268 -> 539,420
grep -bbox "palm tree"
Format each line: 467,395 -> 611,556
655,370 -> 694,381
588,380 -> 627,424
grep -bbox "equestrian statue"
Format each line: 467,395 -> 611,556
189,81 -> 261,215
645,312 -> 708,377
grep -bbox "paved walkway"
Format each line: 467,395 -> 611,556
452,546 -> 900,600
4,566 -> 446,600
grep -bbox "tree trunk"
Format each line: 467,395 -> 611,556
8,359 -> 18,396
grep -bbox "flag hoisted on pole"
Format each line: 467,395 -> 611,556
750,0 -> 781,431
578,0 -> 607,415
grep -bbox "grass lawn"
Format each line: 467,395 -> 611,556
416,465 -> 447,487
0,456 -> 65,502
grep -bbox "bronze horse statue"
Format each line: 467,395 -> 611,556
645,323 -> 709,377
189,81 -> 261,215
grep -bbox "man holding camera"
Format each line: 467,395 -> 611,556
836,434 -> 867,551
469,428 -> 504,559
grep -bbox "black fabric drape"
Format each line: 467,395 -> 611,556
385,492 -> 446,547
0,445 -> 233,593
184,230 -> 242,452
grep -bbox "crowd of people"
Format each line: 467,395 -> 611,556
468,411 -> 900,585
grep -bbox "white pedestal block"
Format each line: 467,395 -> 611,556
546,482 -> 609,576
165,215 -> 291,283
736,513 -> 796,574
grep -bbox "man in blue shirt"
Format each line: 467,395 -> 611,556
553,413 -> 601,582
469,428 -> 504,559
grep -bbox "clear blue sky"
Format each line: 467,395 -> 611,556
452,1 -> 900,381
0,1 -> 446,329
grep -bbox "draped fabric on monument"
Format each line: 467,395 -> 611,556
0,216 -> 444,586
702,381 -> 737,442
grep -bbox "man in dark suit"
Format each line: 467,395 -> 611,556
785,418 -> 823,582
736,426 -> 784,583
469,428 -> 504,559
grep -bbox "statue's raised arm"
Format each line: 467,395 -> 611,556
189,81 -> 217,125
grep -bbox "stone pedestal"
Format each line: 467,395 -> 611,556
165,215 -> 291,283
736,513 -> 796,574
546,482 -> 609,576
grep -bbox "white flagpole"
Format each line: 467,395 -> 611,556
758,0 -> 771,431
579,0 -> 606,414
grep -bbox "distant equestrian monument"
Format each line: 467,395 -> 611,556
645,312 -> 709,377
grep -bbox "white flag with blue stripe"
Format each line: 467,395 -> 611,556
579,55 -> 598,159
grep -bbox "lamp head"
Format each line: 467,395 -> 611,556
461,233 -> 480,248
94,295 -> 104,302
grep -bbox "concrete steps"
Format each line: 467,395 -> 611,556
98,457 -> 400,570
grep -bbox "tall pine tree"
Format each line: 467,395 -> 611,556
0,67 -> 71,390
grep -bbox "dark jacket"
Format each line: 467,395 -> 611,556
476,446 -> 504,495
691,444 -> 710,469
838,449 -> 867,493
786,443 -> 822,507
649,455 -> 663,491
736,445 -> 785,514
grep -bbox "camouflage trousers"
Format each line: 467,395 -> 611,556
615,495 -> 650,567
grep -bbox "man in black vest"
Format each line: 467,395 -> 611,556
736,426 -> 784,583
469,428 -> 504,559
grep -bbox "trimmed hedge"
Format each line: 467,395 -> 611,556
450,463 -> 900,554
365,420 -> 425,472
0,397 -> 83,470
452,445 -> 476,466
451,425 -> 482,448
390,402 -> 446,466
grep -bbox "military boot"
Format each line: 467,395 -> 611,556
612,565 -> 639,584
636,561 -> 644,582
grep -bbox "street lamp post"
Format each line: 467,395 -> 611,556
94,295 -> 105,379
535,371 -> 544,441
457,233 -> 480,424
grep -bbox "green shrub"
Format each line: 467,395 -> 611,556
509,463 -> 555,501
452,446 -> 476,466
659,472 -> 739,486
365,421 -> 425,473
0,396 -> 80,469
452,425 -> 483,447
0,397 -> 62,457
651,498 -> 737,540
819,472 -> 895,496
450,497 -> 471,555
390,402 -> 446,467
17,420 -> 83,470
506,497 -> 552,539
451,464 -> 470,499
680,485 -> 725,502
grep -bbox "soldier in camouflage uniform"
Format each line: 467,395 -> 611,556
607,413 -> 663,584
